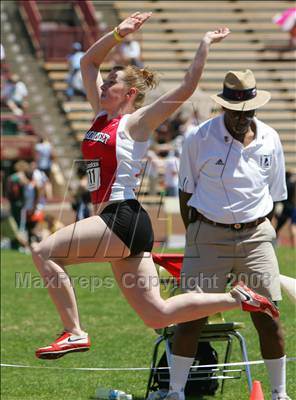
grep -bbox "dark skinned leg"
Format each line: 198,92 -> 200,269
251,313 -> 285,359
172,317 -> 208,357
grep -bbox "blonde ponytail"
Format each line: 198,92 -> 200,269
140,68 -> 158,90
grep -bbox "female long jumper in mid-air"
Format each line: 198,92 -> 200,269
32,12 -> 279,360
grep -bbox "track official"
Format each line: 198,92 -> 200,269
167,70 -> 290,400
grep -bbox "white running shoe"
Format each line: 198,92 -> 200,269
165,392 -> 185,400
147,389 -> 168,400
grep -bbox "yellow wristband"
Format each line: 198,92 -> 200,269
113,27 -> 124,42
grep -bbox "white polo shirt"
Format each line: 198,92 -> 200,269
179,114 -> 287,224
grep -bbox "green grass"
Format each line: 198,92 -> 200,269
1,248 -> 296,400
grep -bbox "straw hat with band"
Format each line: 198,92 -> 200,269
211,69 -> 271,111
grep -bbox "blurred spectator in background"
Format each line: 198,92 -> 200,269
155,121 -> 171,144
70,69 -> 85,98
22,169 -> 43,244
66,42 -> 85,100
6,160 -> 29,248
2,74 -> 28,116
0,208 -> 29,252
172,109 -> 201,151
38,214 -> 64,240
71,166 -> 92,221
275,171 -> 296,248
31,160 -> 52,207
0,43 -> 5,64
164,149 -> 180,197
168,111 -> 186,140
273,7 -> 296,49
182,109 -> 202,137
35,137 -> 53,179
146,147 -> 161,196
118,34 -> 142,67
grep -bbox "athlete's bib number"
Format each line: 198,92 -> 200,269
86,160 -> 100,192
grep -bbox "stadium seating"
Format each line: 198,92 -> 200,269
114,0 -> 296,170
39,1 -> 295,173
0,61 -> 38,161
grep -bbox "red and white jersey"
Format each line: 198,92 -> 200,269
81,112 -> 149,204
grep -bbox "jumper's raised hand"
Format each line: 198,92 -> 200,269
117,11 -> 152,38
203,27 -> 230,44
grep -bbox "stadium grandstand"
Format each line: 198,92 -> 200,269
1,0 -> 295,243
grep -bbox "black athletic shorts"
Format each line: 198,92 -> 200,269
99,199 -> 154,256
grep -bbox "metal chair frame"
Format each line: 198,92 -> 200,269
145,323 -> 252,398
147,257 -> 253,398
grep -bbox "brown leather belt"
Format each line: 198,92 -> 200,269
195,211 -> 266,231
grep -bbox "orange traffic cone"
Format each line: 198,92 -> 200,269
250,381 -> 265,400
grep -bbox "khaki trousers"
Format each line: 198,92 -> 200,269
181,218 -> 282,301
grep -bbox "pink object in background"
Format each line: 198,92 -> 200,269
272,8 -> 296,31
